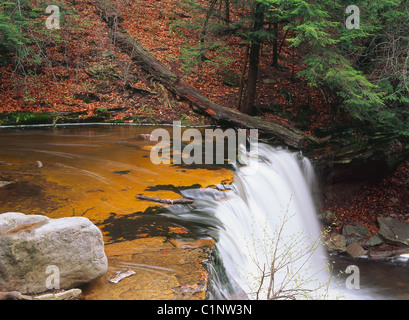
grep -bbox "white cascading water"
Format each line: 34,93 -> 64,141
179,143 -> 337,300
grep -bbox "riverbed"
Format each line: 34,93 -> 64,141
0,124 -> 232,299
0,124 -> 408,300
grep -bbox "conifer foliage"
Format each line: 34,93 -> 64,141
0,0 -> 43,66
175,0 -> 409,136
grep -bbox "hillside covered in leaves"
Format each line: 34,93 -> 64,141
0,0 -> 408,138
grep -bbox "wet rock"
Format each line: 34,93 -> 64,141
0,181 -> 13,188
33,288 -> 82,300
0,291 -> 27,300
346,241 -> 367,258
365,234 -> 383,247
318,210 -> 336,225
137,133 -> 158,142
324,232 -> 347,253
368,244 -> 409,260
378,217 -> 409,246
0,288 -> 81,300
0,212 -> 107,294
342,223 -> 370,245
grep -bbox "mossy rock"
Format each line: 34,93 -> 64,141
223,71 -> 240,88
0,112 -> 53,125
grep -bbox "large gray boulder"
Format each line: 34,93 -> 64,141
342,223 -> 370,245
0,212 -> 107,294
378,217 -> 409,246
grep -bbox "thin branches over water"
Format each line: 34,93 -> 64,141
242,198 -> 338,300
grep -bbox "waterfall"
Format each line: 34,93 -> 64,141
169,143 -> 338,300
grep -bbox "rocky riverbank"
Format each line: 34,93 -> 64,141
0,212 -> 214,300
319,158 -> 409,260
320,210 -> 409,259
0,212 -> 107,296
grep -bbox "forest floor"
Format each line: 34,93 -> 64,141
0,0 -> 335,133
323,159 -> 409,238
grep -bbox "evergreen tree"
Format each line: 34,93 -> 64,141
287,0 -> 409,135
0,0 -> 43,66
175,0 -> 409,135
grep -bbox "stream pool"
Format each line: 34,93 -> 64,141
0,124 -> 408,300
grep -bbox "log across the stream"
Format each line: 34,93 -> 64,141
95,0 -> 322,149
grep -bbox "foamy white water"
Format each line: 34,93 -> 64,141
181,143 -> 338,299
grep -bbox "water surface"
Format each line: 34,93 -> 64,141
1,125 -> 408,300
0,124 -> 232,299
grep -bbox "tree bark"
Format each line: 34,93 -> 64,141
242,41 -> 261,115
241,1 -> 264,115
272,22 -> 278,68
237,43 -> 250,110
224,0 -> 230,25
200,0 -> 218,62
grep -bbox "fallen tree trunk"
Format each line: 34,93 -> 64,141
95,1 -> 322,149
136,195 -> 194,205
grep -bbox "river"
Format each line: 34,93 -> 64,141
0,124 -> 408,300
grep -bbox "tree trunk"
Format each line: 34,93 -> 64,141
136,196 -> 194,205
241,2 -> 264,115
200,0 -> 218,62
272,22 -> 278,68
237,44 -> 250,110
242,41 -> 261,115
224,0 -> 230,25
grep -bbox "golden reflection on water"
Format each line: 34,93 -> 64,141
0,125 -> 232,229
0,125 -> 233,299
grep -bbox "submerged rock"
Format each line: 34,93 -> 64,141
108,269 -> 136,284
0,212 -> 107,294
82,237 -> 210,300
137,133 -> 158,142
